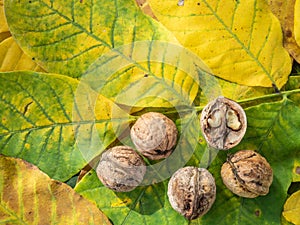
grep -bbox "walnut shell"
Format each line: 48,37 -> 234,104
96,146 -> 146,192
130,112 -> 178,160
221,150 -> 273,198
200,96 -> 247,150
167,167 -> 216,220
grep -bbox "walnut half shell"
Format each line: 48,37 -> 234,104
200,96 -> 247,150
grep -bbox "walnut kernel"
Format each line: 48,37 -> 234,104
167,167 -> 216,220
221,150 -> 273,198
96,146 -> 146,192
130,112 -> 178,160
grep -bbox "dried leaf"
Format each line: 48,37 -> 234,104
268,0 -> 300,63
135,0 -> 157,20
295,0 -> 300,47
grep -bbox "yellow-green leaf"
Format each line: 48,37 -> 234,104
195,76 -> 274,107
4,0 -> 208,107
0,37 -> 44,72
81,41 -> 214,107
268,0 -> 300,63
295,0 -> 300,47
0,155 -> 111,225
283,191 -> 300,225
148,0 -> 292,88
0,71 -> 131,181
4,0 -> 177,77
0,0 -> 10,42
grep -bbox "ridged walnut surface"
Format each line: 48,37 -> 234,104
167,167 -> 216,220
131,112 -> 178,160
96,146 -> 146,192
221,150 -> 273,198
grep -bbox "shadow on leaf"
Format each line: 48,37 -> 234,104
115,181 -> 166,215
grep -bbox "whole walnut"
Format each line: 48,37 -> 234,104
96,146 -> 146,192
221,150 -> 273,198
130,112 -> 178,160
167,167 -> 216,220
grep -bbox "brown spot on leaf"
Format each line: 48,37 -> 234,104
285,29 -> 293,38
255,209 -> 261,217
296,166 -> 300,175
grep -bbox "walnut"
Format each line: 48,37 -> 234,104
167,167 -> 216,220
96,146 -> 146,192
221,150 -> 273,198
200,96 -> 247,150
130,112 -> 178,160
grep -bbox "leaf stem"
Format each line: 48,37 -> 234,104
194,88 -> 300,113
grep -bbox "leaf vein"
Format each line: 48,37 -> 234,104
201,0 -> 277,87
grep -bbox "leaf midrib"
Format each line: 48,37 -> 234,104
0,118 -> 130,137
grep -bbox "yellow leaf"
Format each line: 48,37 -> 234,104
295,0 -> 300,47
0,37 -> 45,72
148,0 -> 292,88
268,0 -> 300,63
283,191 -> 300,225
0,0 -> 10,42
0,155 -> 112,225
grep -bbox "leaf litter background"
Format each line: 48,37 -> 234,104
0,0 -> 300,224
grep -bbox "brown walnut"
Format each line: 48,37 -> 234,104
130,112 -> 178,160
200,96 -> 247,150
96,146 -> 146,192
167,166 -> 216,220
221,150 -> 273,198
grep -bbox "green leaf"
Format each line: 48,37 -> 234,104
0,155 -> 112,225
76,94 -> 300,224
194,96 -> 300,225
148,0 -> 292,88
75,171 -> 187,225
75,109 -> 203,224
0,71 -> 131,181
